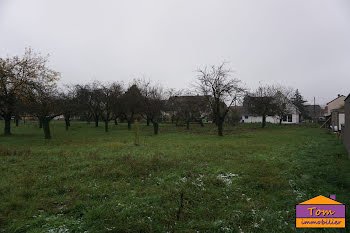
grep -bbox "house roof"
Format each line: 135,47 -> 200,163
304,105 -> 321,110
167,95 -> 209,107
168,95 -> 209,102
242,95 -> 299,116
326,95 -> 345,105
298,195 -> 342,205
166,95 -> 212,112
345,93 -> 350,101
242,96 -> 275,115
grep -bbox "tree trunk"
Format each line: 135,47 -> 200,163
39,118 -> 43,128
147,117 -> 150,126
262,115 -> 266,128
94,117 -> 99,127
65,118 -> 70,130
4,116 -> 11,136
279,117 -> 282,125
114,118 -> 118,125
15,118 -> 19,127
127,120 -> 131,130
153,122 -> 159,135
104,120 -> 109,132
186,121 -> 190,130
218,118 -> 223,136
134,121 -> 140,146
42,118 -> 51,139
200,119 -> 204,127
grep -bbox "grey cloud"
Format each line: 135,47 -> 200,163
1,0 -> 350,104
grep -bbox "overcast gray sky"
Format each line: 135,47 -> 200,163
1,0 -> 349,104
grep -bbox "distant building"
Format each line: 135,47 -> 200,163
325,94 -> 345,116
241,96 -> 300,124
330,109 -> 345,131
323,95 -> 346,131
323,106 -> 328,116
304,104 -> 323,121
342,94 -> 350,158
165,95 -> 212,122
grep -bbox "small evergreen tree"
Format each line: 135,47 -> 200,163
291,89 -> 307,119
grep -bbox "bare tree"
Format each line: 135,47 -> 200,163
137,78 -> 167,134
174,96 -> 194,129
145,84 -> 165,134
75,82 -> 103,127
120,84 -> 144,130
60,85 -> 78,130
100,82 -> 123,132
165,88 -> 184,125
24,69 -> 61,139
195,63 -> 246,136
74,84 -> 92,123
246,84 -> 277,128
169,93 -> 208,129
274,86 -> 294,125
29,89 -> 61,139
136,78 -> 153,126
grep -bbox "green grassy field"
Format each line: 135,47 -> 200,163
0,121 -> 349,233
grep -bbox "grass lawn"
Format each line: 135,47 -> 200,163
0,121 -> 349,233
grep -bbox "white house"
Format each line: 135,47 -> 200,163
325,95 -> 345,116
241,95 -> 300,124
324,95 -> 346,131
330,109 -> 345,131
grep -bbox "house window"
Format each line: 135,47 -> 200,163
282,115 -> 287,121
245,116 -> 248,119
288,114 -> 293,122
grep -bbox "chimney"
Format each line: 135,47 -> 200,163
330,194 -> 336,200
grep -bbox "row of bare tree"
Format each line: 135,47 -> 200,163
1,49 -> 307,139
67,80 -> 165,135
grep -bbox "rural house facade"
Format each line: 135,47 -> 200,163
331,109 -> 345,131
324,95 -> 346,131
325,95 -> 345,116
241,96 -> 300,124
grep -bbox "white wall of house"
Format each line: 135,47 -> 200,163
242,114 -> 299,124
241,95 -> 300,124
